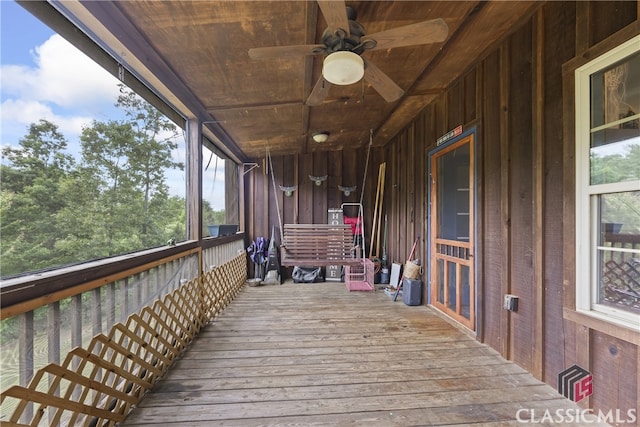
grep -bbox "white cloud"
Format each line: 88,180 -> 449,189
1,64 -> 38,98
1,33 -> 124,148
1,34 -> 120,111
0,32 -> 229,208
1,98 -> 93,142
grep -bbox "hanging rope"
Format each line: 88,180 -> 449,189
267,148 -> 285,244
359,129 -> 373,207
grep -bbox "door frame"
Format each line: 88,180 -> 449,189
427,128 -> 478,332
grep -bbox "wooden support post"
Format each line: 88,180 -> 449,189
532,9 -> 545,381
187,117 -> 202,242
499,42 -> 512,359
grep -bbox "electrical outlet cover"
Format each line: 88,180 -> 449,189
503,294 -> 518,311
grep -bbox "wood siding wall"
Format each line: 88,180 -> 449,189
243,1 -> 639,419
243,147 -> 384,256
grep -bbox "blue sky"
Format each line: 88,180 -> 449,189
1,1 -> 49,65
1,1 -> 122,147
1,1 -> 225,210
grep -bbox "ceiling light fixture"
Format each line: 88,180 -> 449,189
322,51 -> 364,86
312,131 -> 330,143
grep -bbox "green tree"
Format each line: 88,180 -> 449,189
1,91 -> 189,277
591,141 -> 640,185
54,165 -> 110,260
0,120 -> 75,275
202,200 -> 226,236
79,119 -> 142,256
592,141 -> 640,234
164,195 -> 187,241
116,85 -> 184,245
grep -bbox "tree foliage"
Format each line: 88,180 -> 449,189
1,120 -> 76,274
0,88 -> 221,278
591,141 -> 640,233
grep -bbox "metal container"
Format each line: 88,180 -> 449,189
380,267 -> 390,284
247,278 -> 262,287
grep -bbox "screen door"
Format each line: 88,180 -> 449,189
430,134 -> 475,330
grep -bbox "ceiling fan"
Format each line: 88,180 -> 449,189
248,0 -> 448,106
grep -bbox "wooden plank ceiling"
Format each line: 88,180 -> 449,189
68,1 -> 539,161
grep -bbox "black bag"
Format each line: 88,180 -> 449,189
292,266 -> 324,283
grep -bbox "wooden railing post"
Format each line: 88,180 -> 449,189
1,238 -> 246,425
91,287 -> 102,337
106,282 -> 116,329
18,311 -> 34,422
47,301 -> 60,424
120,278 -> 129,323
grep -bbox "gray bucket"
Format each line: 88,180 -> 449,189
380,267 -> 390,284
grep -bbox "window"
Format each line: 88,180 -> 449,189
202,143 -> 228,237
0,3 -> 187,278
575,35 -> 640,329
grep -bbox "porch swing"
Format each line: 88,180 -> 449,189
266,149 -> 362,267
266,133 -> 375,292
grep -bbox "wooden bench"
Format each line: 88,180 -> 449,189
281,224 -> 361,266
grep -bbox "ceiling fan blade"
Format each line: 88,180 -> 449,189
317,0 -> 350,37
363,18 -> 448,51
248,44 -> 326,60
306,76 -> 331,106
363,57 -> 404,103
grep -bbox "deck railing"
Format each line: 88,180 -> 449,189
602,233 -> 640,312
0,235 -> 247,426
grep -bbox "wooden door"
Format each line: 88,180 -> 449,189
430,134 -> 475,330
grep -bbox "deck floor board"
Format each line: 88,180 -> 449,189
123,282 -> 608,426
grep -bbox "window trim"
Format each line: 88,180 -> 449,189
574,34 -> 640,330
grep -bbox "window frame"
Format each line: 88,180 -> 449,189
574,34 -> 640,329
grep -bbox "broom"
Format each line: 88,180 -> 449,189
393,236 -> 419,301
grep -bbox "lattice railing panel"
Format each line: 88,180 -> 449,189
602,259 -> 640,310
200,252 -> 247,319
0,251 -> 248,426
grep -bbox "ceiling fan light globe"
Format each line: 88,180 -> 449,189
312,131 -> 330,143
323,51 -> 364,86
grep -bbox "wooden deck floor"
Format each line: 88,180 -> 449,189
123,281 -> 606,426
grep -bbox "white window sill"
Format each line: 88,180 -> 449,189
564,308 -> 640,345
